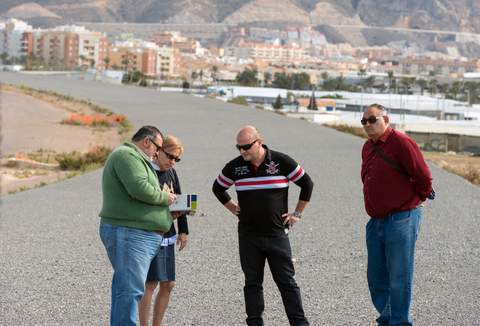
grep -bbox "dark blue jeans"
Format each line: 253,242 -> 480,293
239,232 -> 309,326
366,207 -> 422,326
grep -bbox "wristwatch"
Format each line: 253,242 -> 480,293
292,211 -> 302,218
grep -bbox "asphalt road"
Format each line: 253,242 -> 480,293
1,72 -> 479,325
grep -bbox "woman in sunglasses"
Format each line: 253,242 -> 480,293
139,135 -> 188,326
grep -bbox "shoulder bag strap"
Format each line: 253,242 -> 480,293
372,143 -> 409,178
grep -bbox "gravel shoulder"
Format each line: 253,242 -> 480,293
0,72 -> 479,326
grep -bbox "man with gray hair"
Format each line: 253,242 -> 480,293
360,104 -> 433,326
99,125 -> 177,326
212,125 -> 314,326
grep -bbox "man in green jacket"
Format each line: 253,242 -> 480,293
99,125 -> 177,326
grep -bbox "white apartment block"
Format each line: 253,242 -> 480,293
0,19 -> 33,59
156,46 -> 174,77
226,42 -> 309,62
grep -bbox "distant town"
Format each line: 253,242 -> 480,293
2,18 -> 480,154
1,18 -> 480,92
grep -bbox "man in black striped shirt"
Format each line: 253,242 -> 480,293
212,125 -> 314,326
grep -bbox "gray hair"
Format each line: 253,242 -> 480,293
365,103 -> 387,115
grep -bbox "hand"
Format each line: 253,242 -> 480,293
177,233 -> 187,251
282,213 -> 301,227
171,211 -> 183,219
225,200 -> 240,216
167,193 -> 177,205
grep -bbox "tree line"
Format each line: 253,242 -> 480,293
235,68 -> 480,104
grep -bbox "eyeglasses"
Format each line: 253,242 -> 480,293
149,137 -> 163,152
159,147 -> 181,162
236,139 -> 258,151
361,116 -> 382,125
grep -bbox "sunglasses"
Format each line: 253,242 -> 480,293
236,139 -> 258,151
361,116 -> 382,126
159,147 -> 181,162
149,137 -> 163,152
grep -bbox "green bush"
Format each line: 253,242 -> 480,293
56,146 -> 112,171
228,96 -> 249,106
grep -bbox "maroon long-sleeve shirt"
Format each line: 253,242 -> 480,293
361,127 -> 432,218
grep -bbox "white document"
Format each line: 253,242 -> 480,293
169,194 -> 198,212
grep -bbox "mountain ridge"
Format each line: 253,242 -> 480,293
1,0 -> 478,34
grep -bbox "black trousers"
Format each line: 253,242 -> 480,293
238,232 -> 309,326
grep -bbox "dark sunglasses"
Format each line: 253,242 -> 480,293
236,139 -> 258,151
149,137 -> 163,152
361,116 -> 382,126
159,147 -> 181,162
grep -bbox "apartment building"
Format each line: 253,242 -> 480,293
33,31 -> 79,69
156,46 -> 175,78
226,41 -> 309,63
109,41 -> 158,76
398,57 -> 478,78
151,32 -> 202,55
78,32 -> 108,70
28,25 -> 109,70
0,19 -> 33,59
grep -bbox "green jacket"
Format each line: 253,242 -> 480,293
99,141 -> 172,232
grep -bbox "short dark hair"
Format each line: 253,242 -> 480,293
131,126 -> 164,142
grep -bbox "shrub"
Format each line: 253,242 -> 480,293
324,123 -> 367,139
56,146 -> 112,171
228,96 -> 249,106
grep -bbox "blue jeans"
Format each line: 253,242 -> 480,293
100,223 -> 163,326
366,207 -> 422,326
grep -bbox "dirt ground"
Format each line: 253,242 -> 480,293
1,87 -> 125,195
423,151 -> 480,185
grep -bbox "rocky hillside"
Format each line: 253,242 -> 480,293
1,0 -> 478,33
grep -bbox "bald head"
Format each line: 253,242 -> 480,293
237,125 -> 260,144
236,125 -> 265,164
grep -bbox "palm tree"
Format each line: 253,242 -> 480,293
428,79 -> 438,95
0,52 -> 9,64
400,77 -> 415,94
362,76 -> 376,92
191,71 -> 198,81
449,81 -> 462,100
387,71 -> 396,93
358,68 -> 367,80
211,65 -> 218,83
79,54 -> 87,68
103,57 -> 110,70
307,87 -> 318,111
416,78 -> 428,95
263,71 -> 272,86
464,81 -> 480,105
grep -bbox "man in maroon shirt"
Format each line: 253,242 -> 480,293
361,104 -> 432,326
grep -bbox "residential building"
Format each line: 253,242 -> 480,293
156,46 -> 175,78
33,30 -> 79,69
108,40 -> 158,76
0,19 -> 33,60
398,57 -> 478,78
226,40 -> 309,63
151,32 -> 203,55
28,25 -> 109,70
